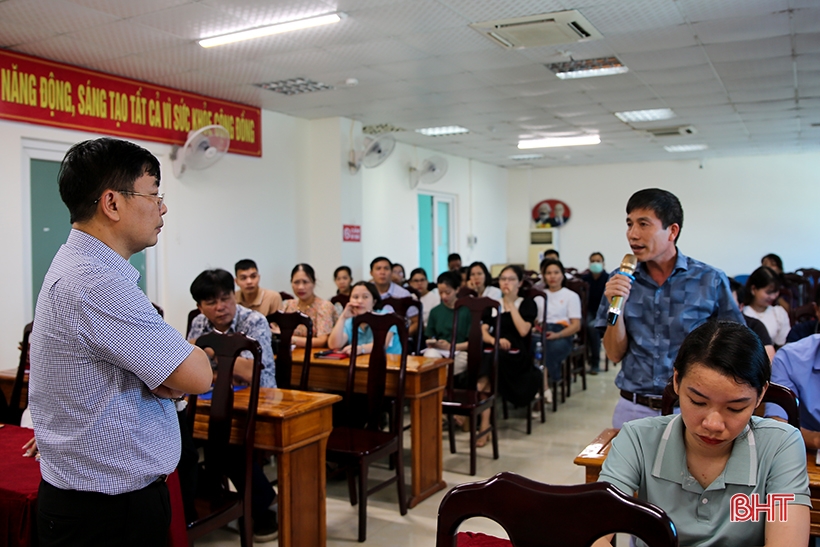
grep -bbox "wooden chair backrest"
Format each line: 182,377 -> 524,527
267,311 -> 313,389
449,297 -> 501,396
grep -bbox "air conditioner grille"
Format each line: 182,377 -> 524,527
470,10 -> 602,49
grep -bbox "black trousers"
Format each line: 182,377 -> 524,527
37,479 -> 170,547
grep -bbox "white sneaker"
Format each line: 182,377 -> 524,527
544,388 -> 553,405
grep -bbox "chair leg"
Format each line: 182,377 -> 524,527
395,445 -> 408,516
490,404 -> 499,460
447,414 -> 457,454
580,354 -> 587,390
347,468 -> 358,506
469,412 -> 477,476
239,514 -> 251,547
502,398 -> 508,419
526,399 -> 532,435
358,462 -> 368,542
564,359 -> 572,397
539,375 -> 546,423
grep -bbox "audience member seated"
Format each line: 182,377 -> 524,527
408,267 -> 439,324
766,333 -> 820,451
743,266 -> 790,347
370,256 -> 419,336
392,263 -> 407,286
761,253 -> 791,313
279,263 -> 336,348
580,252 -> 608,374
729,278 -> 775,361
423,271 -> 471,375
467,261 -> 502,303
595,321 -> 810,547
234,258 -> 282,317
540,259 -> 581,384
448,252 -> 462,272
329,281 -> 401,355
786,287 -> 820,344
332,265 -> 353,315
187,268 -> 279,541
480,265 -> 540,446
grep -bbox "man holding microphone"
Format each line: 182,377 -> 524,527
595,188 -> 742,428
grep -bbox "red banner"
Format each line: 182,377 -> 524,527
0,49 -> 261,156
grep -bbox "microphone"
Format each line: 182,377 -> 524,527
607,254 -> 638,325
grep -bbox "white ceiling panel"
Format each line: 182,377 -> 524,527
0,0 -> 120,34
793,7 -> 820,33
470,64 -> 555,86
368,56 -> 456,79
796,33 -> 820,54
729,87 -> 797,102
637,64 -> 718,85
67,0 -> 194,18
691,12 -> 791,44
676,0 -> 788,22
646,80 -> 728,98
702,35 -> 793,63
352,1 -> 467,35
65,21 -> 186,57
15,36 -> 125,68
579,0 -> 687,34
438,0 -> 569,23
131,3 -> 252,40
712,57 -> 794,80
396,26 -> 497,56
606,26 -> 697,53
0,20 -> 64,47
448,49 -> 534,72
619,47 -> 708,71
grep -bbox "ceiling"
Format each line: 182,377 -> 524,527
1,0 -> 819,168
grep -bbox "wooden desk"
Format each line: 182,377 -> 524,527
192,387 -> 340,547
575,428 -> 820,537
291,348 -> 449,508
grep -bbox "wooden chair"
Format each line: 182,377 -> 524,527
325,312 -> 409,542
3,322 -> 32,425
266,311 -> 313,390
792,303 -> 816,326
436,471 -> 678,547
330,293 -> 350,309
564,278 -> 589,396
456,287 -> 478,299
279,291 -> 295,302
661,381 -> 800,428
444,296 -> 501,476
185,308 -> 200,338
186,332 -> 263,547
381,296 -> 423,355
501,288 -> 549,428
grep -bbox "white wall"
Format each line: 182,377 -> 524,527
361,142 -> 508,280
506,152 -> 820,277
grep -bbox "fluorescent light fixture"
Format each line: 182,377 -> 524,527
664,144 -> 708,153
199,12 -> 343,48
547,57 -> 628,79
518,135 -> 600,149
615,108 -> 676,123
415,126 -> 469,137
509,153 -> 544,160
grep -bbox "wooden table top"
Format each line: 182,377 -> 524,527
291,348 -> 450,374
193,386 -> 340,418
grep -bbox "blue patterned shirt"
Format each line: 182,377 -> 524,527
188,304 -> 276,388
29,229 -> 194,495
594,249 -> 743,395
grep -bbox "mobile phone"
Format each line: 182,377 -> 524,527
314,349 -> 333,357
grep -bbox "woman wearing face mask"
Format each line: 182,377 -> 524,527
581,252 -> 609,374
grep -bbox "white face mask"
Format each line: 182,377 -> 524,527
589,262 -> 604,274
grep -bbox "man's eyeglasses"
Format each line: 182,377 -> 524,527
94,191 -> 165,209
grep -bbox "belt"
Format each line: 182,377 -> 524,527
620,389 -> 663,411
152,474 -> 168,484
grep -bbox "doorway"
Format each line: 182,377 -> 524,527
417,193 -> 456,280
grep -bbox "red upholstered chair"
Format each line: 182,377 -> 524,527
186,332 -> 263,547
444,296 -> 501,476
435,472 -> 678,547
3,322 -> 32,425
325,312 -> 409,542
266,311 -> 313,389
381,296 -> 423,355
661,381 -> 800,428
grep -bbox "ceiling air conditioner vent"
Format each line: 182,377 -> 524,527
470,10 -> 602,49
646,125 -> 698,138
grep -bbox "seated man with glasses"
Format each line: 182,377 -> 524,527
187,268 -> 279,541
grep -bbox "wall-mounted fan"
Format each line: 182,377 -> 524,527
348,133 -> 395,174
170,124 -> 231,178
409,155 -> 448,189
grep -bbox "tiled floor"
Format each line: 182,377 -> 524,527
196,366 -> 623,546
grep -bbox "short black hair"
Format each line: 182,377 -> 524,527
743,266 -> 781,306
499,264 -> 525,282
59,137 -> 161,224
544,249 -> 560,259
447,253 -> 461,263
334,266 -> 352,279
436,270 -> 462,290
370,256 -> 392,270
674,320 -> 770,396
235,259 -> 258,274
589,252 -> 604,262
467,261 -> 492,288
350,281 -> 384,310
761,253 -> 783,272
409,267 -> 428,281
626,188 -> 683,243
190,269 -> 235,304
728,277 -> 744,303
291,263 -> 316,283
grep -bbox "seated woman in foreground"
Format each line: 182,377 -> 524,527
328,281 -> 401,355
595,320 -> 810,547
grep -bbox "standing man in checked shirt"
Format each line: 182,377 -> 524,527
595,188 -> 744,429
29,138 -> 212,546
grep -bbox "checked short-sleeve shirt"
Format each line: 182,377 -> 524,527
29,229 -> 194,495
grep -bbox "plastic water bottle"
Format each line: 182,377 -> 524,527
534,340 -> 543,364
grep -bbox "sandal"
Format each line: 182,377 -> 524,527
476,432 -> 491,448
